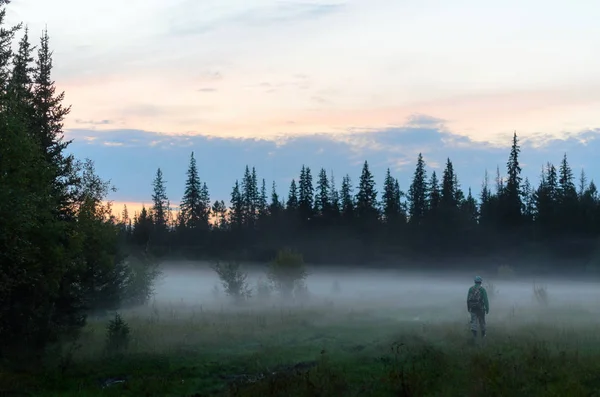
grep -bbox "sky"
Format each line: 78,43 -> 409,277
6,0 -> 600,216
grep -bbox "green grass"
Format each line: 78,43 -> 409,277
4,298 -> 600,396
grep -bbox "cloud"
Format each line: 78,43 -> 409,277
11,0 -> 597,146
74,119 -> 115,125
164,1 -> 346,37
197,71 -> 223,82
404,114 -> 447,129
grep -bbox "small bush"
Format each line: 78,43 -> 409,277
268,248 -> 308,300
105,313 -> 130,354
211,260 -> 252,303
255,277 -> 272,301
332,280 -> 341,294
497,264 -> 515,279
484,281 -> 498,299
533,283 -> 549,306
211,283 -> 220,300
294,280 -> 310,302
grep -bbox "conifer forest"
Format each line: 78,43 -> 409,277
128,137 -> 600,268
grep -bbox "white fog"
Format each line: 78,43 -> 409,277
150,261 -> 600,327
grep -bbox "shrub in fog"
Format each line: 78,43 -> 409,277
332,280 -> 341,294
255,277 -> 273,301
211,283 -> 221,300
533,283 -> 549,306
497,264 -> 516,279
211,260 -> 252,303
294,280 -> 310,302
484,280 -> 498,299
267,248 -> 308,300
105,313 -> 130,355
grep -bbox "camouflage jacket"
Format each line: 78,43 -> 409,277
467,284 -> 489,313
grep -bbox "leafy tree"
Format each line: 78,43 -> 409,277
267,249 -> 307,300
75,159 -> 129,314
211,200 -> 228,229
211,260 -> 252,303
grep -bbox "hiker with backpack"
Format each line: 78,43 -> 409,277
467,276 -> 489,340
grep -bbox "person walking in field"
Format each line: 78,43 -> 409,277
467,276 -> 489,341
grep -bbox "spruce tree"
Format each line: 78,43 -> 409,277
270,181 -> 283,217
427,171 -> 441,214
355,160 -> 379,226
479,170 -> 494,227
340,174 -> 355,223
441,158 -> 456,208
151,168 -> 169,238
7,26 -> 34,124
407,153 -> 428,225
461,187 -> 478,225
394,179 -> 407,223
328,171 -> 341,222
286,179 -> 299,211
180,152 -> 203,230
382,168 -> 399,224
258,178 -> 268,221
558,153 -> 578,233
522,177 -> 535,223
199,182 -> 210,227
534,163 -> 558,235
578,169 -> 588,198
32,28 -> 76,214
314,168 -> 330,218
229,180 -> 244,229
298,165 -> 314,222
502,132 -> 523,227
241,166 -> 257,229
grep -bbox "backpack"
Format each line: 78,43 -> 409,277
468,285 -> 483,311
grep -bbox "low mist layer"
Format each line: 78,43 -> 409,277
155,262 -> 600,318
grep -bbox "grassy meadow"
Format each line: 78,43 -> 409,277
3,269 -> 600,397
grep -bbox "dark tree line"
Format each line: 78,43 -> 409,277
0,2 -> 154,361
125,132 -> 600,268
